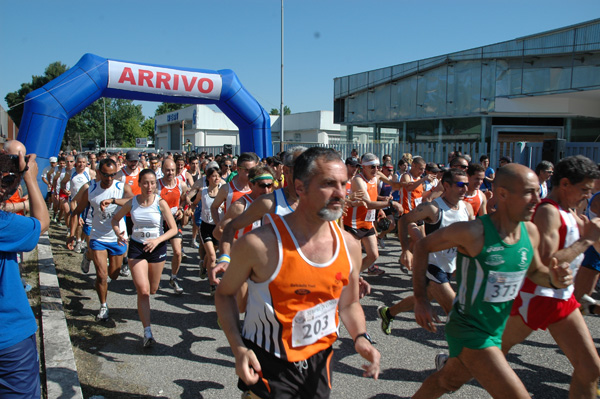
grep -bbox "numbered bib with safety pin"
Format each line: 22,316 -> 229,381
133,227 -> 159,242
483,270 -> 527,303
365,209 -> 375,222
291,299 -> 338,347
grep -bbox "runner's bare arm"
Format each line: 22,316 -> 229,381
352,177 -> 389,210
215,230 -> 274,385
111,199 -> 133,245
210,184 -> 229,225
214,198 -> 246,241
524,221 -> 573,289
338,231 -> 381,379
413,220 -> 482,332
534,204 -> 599,265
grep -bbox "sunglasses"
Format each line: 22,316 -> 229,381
365,165 -> 378,169
454,181 -> 469,188
1,173 -> 18,188
223,165 -> 232,169
257,182 -> 273,189
100,170 -> 117,178
456,164 -> 468,169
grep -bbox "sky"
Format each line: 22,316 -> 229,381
1,1 -> 600,119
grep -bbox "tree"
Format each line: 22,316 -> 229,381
269,106 -> 291,116
5,61 -> 68,127
155,103 -> 191,117
141,118 -> 155,140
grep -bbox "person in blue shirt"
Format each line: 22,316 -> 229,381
0,143 -> 49,399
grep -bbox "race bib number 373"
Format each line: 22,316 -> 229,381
291,299 -> 338,347
483,270 -> 526,303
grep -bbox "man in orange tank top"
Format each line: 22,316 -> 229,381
210,152 -> 257,225
464,163 -> 487,217
343,153 -> 395,276
215,147 -> 380,399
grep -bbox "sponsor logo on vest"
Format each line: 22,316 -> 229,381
295,289 -> 311,295
486,254 -> 505,267
487,245 -> 504,253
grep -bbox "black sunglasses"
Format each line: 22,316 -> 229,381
100,170 -> 117,178
257,182 -> 273,189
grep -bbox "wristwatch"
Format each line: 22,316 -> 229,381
354,332 -> 374,345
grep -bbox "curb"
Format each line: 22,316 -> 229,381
37,232 -> 84,399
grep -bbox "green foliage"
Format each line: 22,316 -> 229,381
269,106 -> 291,116
5,61 -> 157,150
154,103 -> 191,116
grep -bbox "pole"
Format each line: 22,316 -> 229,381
103,98 -> 107,149
181,120 -> 185,152
279,0 -> 284,153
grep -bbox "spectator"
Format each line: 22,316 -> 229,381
535,160 -> 554,199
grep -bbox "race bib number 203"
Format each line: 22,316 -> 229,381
291,299 -> 338,347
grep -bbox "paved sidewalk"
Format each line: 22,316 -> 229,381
48,224 -> 600,398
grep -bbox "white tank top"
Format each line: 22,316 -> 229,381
130,195 -> 164,244
201,186 -> 223,225
70,168 -> 91,200
88,180 -> 127,242
427,197 -> 471,273
273,188 -> 294,216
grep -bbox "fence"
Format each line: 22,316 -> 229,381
192,141 -> 600,167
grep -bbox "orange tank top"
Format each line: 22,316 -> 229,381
343,173 -> 378,230
242,214 -> 352,362
122,167 -> 141,195
401,173 -> 424,212
158,178 -> 183,215
225,180 -> 251,213
463,189 -> 484,216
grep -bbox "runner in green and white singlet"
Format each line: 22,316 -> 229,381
411,164 -> 574,399
446,214 -> 532,358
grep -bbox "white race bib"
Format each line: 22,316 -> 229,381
170,206 -> 178,215
365,209 -> 375,222
132,227 -> 159,242
415,197 -> 423,206
483,270 -> 527,303
291,299 -> 338,347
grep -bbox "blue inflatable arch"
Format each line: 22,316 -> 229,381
17,53 -> 272,189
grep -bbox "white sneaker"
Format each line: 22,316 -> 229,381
580,294 -> 597,316
120,264 -> 131,277
97,305 -> 109,321
435,353 -> 449,371
74,241 -> 83,254
80,255 -> 91,274
192,241 -> 200,249
169,276 -> 184,295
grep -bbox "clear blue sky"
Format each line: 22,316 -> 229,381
1,0 -> 599,119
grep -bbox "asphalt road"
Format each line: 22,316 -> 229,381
49,223 -> 600,399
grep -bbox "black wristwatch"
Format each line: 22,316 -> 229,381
354,332 -> 374,345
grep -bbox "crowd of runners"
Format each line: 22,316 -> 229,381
4,139 -> 600,398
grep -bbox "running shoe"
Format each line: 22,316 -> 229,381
210,284 -> 217,297
367,265 -> 385,276
120,263 -> 131,277
580,294 -> 597,316
74,241 -> 83,254
435,353 -> 449,371
80,255 -> 91,274
97,305 -> 109,321
170,276 -> 184,295
192,240 -> 200,249
199,265 -> 208,280
377,305 -> 394,335
377,237 -> 386,249
143,333 -> 156,348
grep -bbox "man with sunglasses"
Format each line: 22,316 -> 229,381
68,158 -> 133,321
378,169 -> 474,335
535,160 -> 554,199
212,147 -> 305,284
343,153 -> 394,276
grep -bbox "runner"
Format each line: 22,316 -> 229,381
576,179 -> 600,315
463,163 -> 487,216
110,169 -> 178,347
411,163 -> 573,399
53,154 -> 74,225
62,154 -> 93,253
503,155 -> 600,399
343,153 -> 394,276
210,152 -> 258,225
195,165 -> 223,295
157,158 -> 188,294
378,168 -> 473,335
215,147 -> 380,399
67,158 -> 133,320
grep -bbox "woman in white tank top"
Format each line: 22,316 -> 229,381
111,169 -> 178,347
